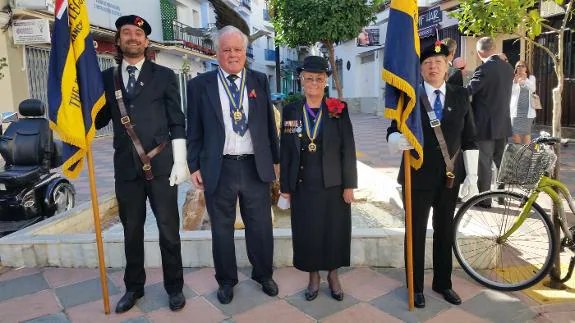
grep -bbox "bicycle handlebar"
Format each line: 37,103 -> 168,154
533,137 -> 574,145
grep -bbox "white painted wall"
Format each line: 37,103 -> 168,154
174,0 -> 203,28
333,10 -> 388,100
155,51 -> 207,77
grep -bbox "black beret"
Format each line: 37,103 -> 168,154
115,15 -> 152,36
420,41 -> 450,63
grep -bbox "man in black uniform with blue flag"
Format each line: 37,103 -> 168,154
387,42 -> 478,308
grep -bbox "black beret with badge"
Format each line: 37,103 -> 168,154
420,40 -> 450,63
115,15 -> 152,36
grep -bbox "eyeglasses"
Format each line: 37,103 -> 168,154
517,65 -> 526,67
301,76 -> 326,84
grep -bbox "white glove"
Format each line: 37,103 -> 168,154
169,138 -> 190,186
460,149 -> 479,202
387,132 -> 414,154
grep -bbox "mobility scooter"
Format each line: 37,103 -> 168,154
0,99 -> 75,237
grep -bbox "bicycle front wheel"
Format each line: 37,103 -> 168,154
453,190 -> 556,291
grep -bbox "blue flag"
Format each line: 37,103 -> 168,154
383,0 -> 424,169
48,0 -> 106,179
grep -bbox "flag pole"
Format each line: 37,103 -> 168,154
404,150 -> 415,311
86,146 -> 110,314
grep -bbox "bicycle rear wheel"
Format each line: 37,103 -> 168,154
453,190 -> 556,291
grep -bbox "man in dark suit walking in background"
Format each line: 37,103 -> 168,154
95,15 -> 188,313
387,43 -> 477,309
186,25 -> 280,304
443,38 -> 463,86
468,37 -> 514,204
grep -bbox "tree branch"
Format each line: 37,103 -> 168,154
540,22 -> 560,33
560,0 -> 574,32
517,33 -> 558,68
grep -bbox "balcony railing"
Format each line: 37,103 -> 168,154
162,19 -> 215,56
247,45 -> 254,59
264,48 -> 276,61
241,0 -> 251,10
263,9 -> 271,21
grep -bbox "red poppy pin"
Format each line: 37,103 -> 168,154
325,98 -> 345,118
249,89 -> 257,98
434,40 -> 442,53
134,17 -> 144,27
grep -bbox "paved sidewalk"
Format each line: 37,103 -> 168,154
0,113 -> 573,322
1,266 -> 573,323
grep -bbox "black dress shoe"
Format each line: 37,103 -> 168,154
217,285 -> 234,304
260,279 -> 279,296
115,291 -> 144,313
433,288 -> 462,305
304,287 -> 319,301
414,292 -> 425,308
330,289 -> 344,301
169,292 -> 186,311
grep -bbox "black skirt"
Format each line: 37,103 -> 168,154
290,133 -> 351,272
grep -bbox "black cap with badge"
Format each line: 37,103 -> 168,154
420,40 -> 450,63
115,15 -> 152,36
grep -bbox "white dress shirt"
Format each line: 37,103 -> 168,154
424,81 -> 446,111
122,58 -> 145,88
218,69 -> 254,155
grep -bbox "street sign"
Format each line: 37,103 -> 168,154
12,19 -> 51,45
418,6 -> 442,31
13,0 -> 53,11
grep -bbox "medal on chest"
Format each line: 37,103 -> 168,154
218,69 -> 246,125
302,103 -> 323,153
233,110 -> 243,122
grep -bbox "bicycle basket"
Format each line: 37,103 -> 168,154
497,143 -> 557,188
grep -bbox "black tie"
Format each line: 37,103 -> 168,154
126,65 -> 137,94
226,74 -> 247,136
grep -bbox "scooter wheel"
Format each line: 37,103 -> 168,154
49,182 -> 75,216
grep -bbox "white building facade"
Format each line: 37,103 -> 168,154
332,10 -> 389,115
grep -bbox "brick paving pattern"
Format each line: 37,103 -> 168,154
1,113 -> 574,322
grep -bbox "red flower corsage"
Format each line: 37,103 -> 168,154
249,89 -> 256,98
325,98 -> 345,118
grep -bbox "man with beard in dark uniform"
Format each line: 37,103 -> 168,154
95,15 -> 188,313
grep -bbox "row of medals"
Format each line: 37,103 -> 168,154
285,121 -> 317,153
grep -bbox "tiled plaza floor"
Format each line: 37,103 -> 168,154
1,266 -> 573,323
1,113 -> 574,322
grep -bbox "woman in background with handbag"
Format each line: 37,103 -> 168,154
509,60 -> 538,144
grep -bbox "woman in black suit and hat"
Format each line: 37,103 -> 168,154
280,56 -> 357,301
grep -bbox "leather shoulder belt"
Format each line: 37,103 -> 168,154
419,86 -> 460,188
113,67 -> 166,180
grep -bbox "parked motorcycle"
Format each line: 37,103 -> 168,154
0,99 -> 75,237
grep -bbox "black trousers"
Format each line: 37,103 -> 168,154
477,139 -> 507,193
115,175 -> 183,295
204,158 -> 274,286
403,185 -> 459,293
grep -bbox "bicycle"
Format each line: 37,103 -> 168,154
453,135 -> 575,291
